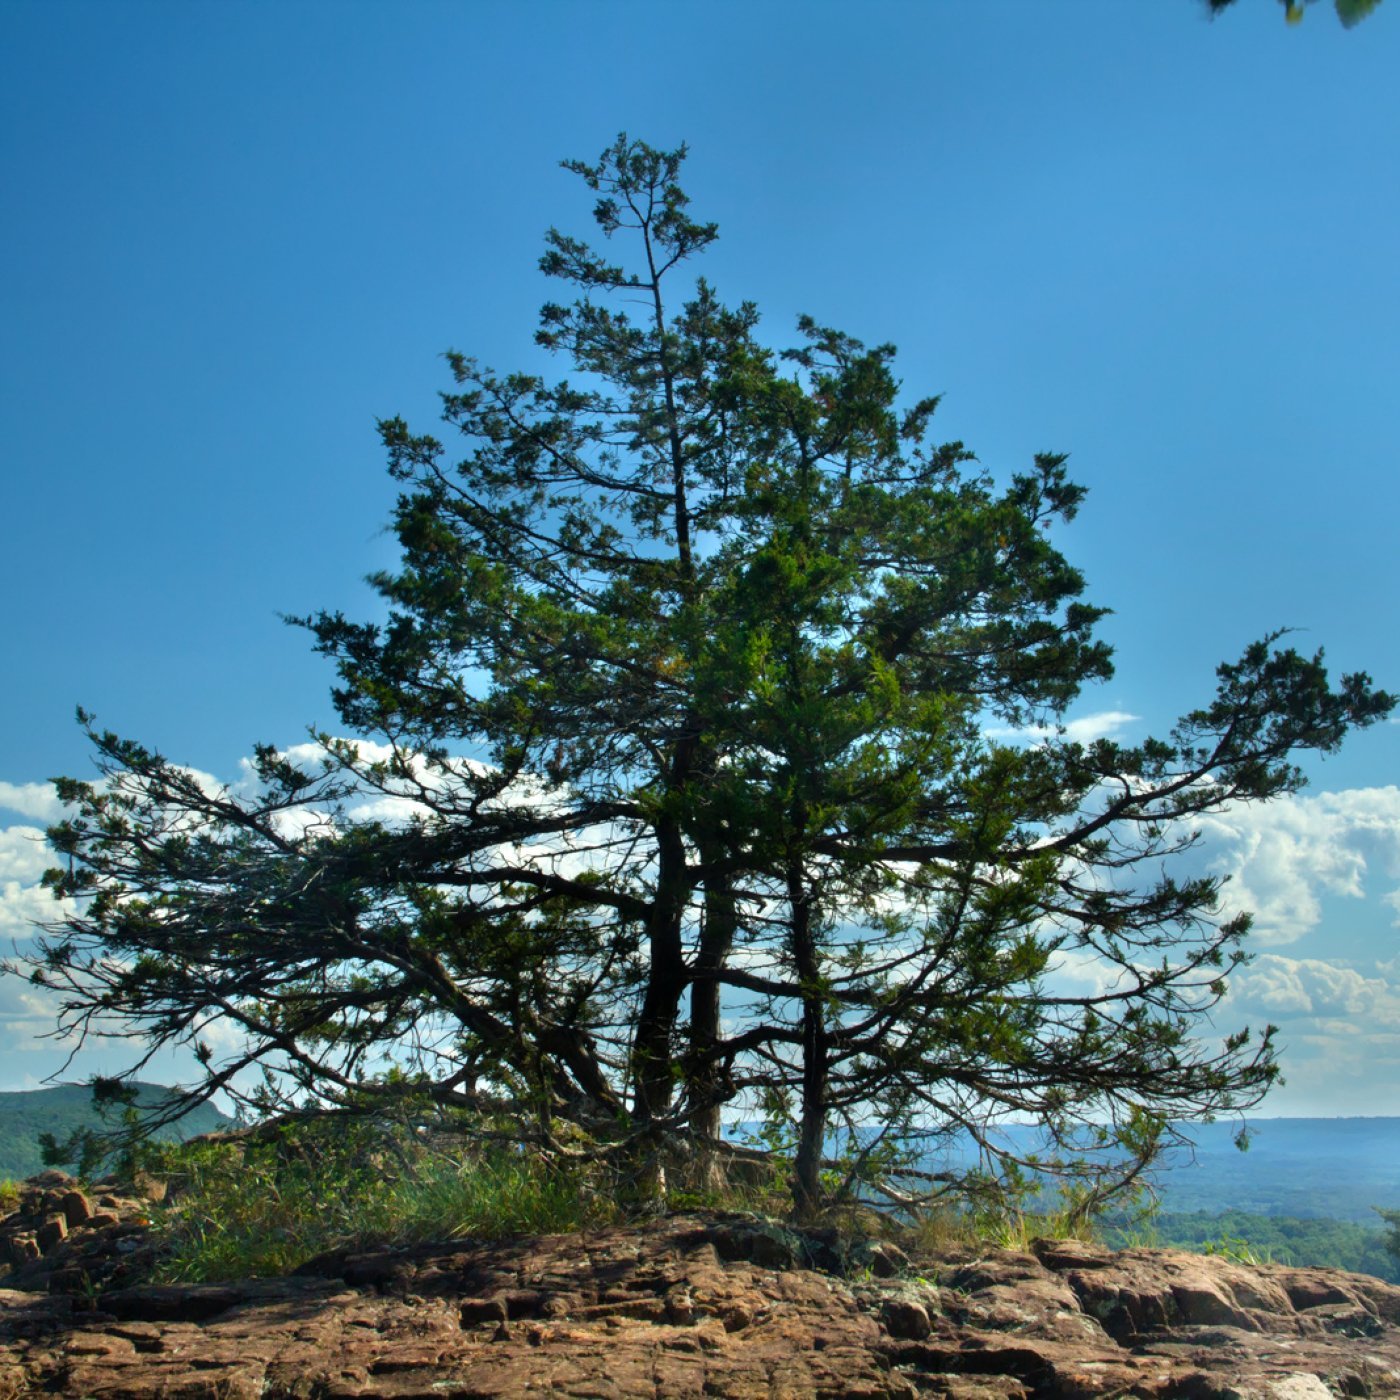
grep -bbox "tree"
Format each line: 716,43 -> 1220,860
1377,1206 -> 1400,1271
16,137 -> 1393,1219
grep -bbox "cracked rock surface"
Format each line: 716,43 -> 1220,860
2,1210 -> 1400,1397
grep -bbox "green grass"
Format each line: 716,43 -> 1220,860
0,1178 -> 19,1213
141,1121 -> 618,1283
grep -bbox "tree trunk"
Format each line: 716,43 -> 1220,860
688,847 -> 737,1193
630,816 -> 689,1201
789,858 -> 828,1220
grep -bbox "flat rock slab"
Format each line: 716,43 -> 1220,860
2,1215 -> 1399,1397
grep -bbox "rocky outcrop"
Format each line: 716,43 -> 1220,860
1,1205 -> 1398,1397
0,1169 -> 167,1297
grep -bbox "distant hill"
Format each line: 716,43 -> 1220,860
0,1082 -> 235,1180
913,1117 -> 1400,1223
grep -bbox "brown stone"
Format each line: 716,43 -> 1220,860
4,1236 -> 39,1269
2,1211 -> 1400,1397
881,1295 -> 932,1339
865,1240 -> 909,1277
130,1173 -> 167,1204
35,1215 -> 67,1254
57,1191 -> 92,1228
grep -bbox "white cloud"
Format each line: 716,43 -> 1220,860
0,781 -> 65,823
985,710 -> 1141,746
0,826 -> 51,887
1186,786 -> 1400,946
0,974 -> 62,1028
1229,953 -> 1400,1022
237,740 -> 501,832
0,875 -> 72,941
1043,943 -> 1124,999
1063,710 -> 1141,744
1207,952 -> 1400,1115
346,794 -> 434,826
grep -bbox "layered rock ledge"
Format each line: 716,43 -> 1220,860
3,1207 -> 1399,1397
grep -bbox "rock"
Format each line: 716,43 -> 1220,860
130,1172 -> 167,1204
100,1282 -> 248,1321
1261,1378 -> 1342,1400
25,1171 -> 75,1192
881,1295 -> 932,1339
57,1192 -> 92,1229
865,1240 -> 910,1277
35,1216 -> 66,1254
4,1235 -> 38,1269
3,1205 -> 1400,1397
0,1177 -> 165,1297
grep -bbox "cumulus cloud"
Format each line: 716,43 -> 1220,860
0,826 -> 80,943
0,782 -> 65,823
0,826 -> 51,887
1201,951 -> 1400,1115
1042,943 -> 1126,1000
0,973 -> 61,1027
0,875 -> 70,941
1185,787 -> 1400,946
235,739 -> 503,834
1229,953 -> 1400,1022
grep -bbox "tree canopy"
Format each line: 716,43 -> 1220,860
17,137 -> 1394,1219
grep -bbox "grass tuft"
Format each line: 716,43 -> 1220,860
904,1199 -> 1098,1256
143,1121 -> 616,1283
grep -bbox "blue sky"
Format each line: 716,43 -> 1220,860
1,0 -> 1398,1114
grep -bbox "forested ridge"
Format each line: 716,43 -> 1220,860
0,1083 -> 231,1180
1099,1211 -> 1399,1283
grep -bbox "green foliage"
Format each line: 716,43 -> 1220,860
969,1202 -> 1098,1252
1374,1205 -> 1400,1270
144,1120 -> 614,1283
